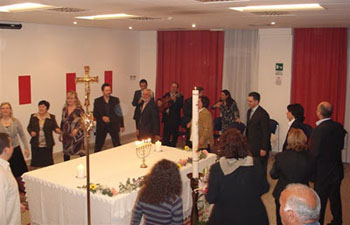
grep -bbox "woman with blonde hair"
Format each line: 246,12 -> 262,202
59,91 -> 85,161
131,159 -> 183,225
270,128 -> 314,225
0,102 -> 30,192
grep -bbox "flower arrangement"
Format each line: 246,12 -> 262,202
77,176 -> 145,197
177,150 -> 209,169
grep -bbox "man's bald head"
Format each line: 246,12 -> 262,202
317,101 -> 333,119
280,184 -> 320,225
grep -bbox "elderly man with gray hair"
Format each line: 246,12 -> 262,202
279,184 -> 321,225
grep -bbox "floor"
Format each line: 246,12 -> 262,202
21,133 -> 350,225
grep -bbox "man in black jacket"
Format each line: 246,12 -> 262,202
93,83 -> 124,152
138,89 -> 160,141
311,101 -> 346,225
158,82 -> 183,147
132,79 -> 148,132
246,92 -> 271,175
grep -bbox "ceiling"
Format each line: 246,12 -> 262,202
0,0 -> 349,30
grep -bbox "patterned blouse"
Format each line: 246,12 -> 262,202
220,99 -> 240,131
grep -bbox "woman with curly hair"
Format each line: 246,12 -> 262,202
131,159 -> 183,225
205,128 -> 269,225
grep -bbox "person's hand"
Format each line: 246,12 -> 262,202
138,98 -> 143,104
55,128 -> 61,134
260,149 -> 267,157
120,127 -> 125,133
170,94 -> 176,101
30,131 -> 37,137
71,129 -> 78,137
59,135 -> 63,142
20,203 -> 26,213
235,118 -> 241,123
102,116 -> 110,123
214,101 -> 223,108
24,149 -> 30,158
157,100 -> 162,107
154,135 -> 161,142
199,138 -> 205,146
136,129 -> 139,137
186,122 -> 191,128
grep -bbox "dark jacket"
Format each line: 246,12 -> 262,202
132,90 -> 142,122
206,162 -> 269,225
310,119 -> 346,186
27,113 -> 59,148
270,150 -> 314,199
93,96 -> 124,131
246,106 -> 272,156
161,92 -> 183,125
138,100 -> 160,139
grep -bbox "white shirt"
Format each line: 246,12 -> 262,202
250,105 -> 259,119
316,118 -> 331,126
0,158 -> 21,225
287,118 -> 295,130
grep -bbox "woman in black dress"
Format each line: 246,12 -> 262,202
205,128 -> 269,225
27,100 -> 61,167
270,128 -> 314,225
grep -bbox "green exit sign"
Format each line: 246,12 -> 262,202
275,63 -> 283,71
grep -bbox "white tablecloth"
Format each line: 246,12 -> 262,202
23,143 -> 216,225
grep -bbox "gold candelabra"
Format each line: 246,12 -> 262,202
135,139 -> 152,168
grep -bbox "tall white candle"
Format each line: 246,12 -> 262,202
192,88 -> 199,178
155,140 -> 162,152
77,164 -> 85,179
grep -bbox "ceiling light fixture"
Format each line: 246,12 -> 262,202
192,24 -> 196,28
129,26 -> 133,30
271,21 -> 276,25
230,3 -> 324,12
0,2 -> 54,12
73,21 -> 78,25
76,13 -> 135,20
202,0 -> 250,4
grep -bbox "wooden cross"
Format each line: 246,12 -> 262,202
76,66 -> 99,114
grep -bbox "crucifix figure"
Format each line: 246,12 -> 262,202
75,65 -> 99,225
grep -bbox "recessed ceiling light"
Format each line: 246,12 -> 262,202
192,24 -> 196,28
271,22 -> 276,25
0,2 -> 54,12
76,13 -> 135,20
73,21 -> 78,25
129,26 -> 133,30
229,3 -> 324,12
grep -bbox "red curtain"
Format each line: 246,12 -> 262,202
291,28 -> 347,126
156,31 -> 224,113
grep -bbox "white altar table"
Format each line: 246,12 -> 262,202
23,142 -> 216,225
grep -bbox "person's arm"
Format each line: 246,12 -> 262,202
93,99 -> 102,121
130,200 -> 143,225
115,103 -> 125,129
269,154 -> 281,179
310,128 -> 322,158
15,119 -> 30,157
232,99 -> 240,119
27,114 -> 37,137
171,197 -> 183,225
261,111 -> 271,152
151,103 -> 160,136
0,174 -> 8,225
205,165 -> 221,204
132,91 -> 139,107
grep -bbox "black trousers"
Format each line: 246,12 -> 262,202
162,122 -> 179,147
94,123 -> 121,152
315,178 -> 342,225
275,198 -> 282,225
254,151 -> 269,176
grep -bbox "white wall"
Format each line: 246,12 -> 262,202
0,23 -> 157,155
257,28 -> 293,151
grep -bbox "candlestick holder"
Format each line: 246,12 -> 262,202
136,140 -> 152,168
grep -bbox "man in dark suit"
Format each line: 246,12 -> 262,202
182,87 -> 204,148
138,89 -> 160,141
157,82 -> 183,147
246,92 -> 271,175
132,79 -> 148,133
310,101 -> 346,225
93,83 -> 124,152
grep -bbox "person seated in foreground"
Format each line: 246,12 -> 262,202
279,183 -> 321,225
131,159 -> 183,225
